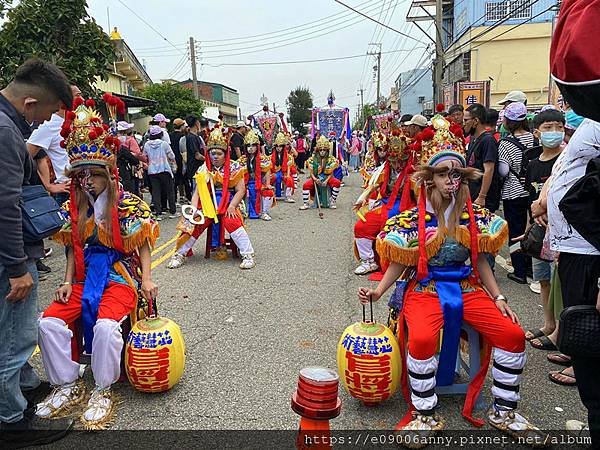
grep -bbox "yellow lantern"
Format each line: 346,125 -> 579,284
337,321 -> 401,405
125,316 -> 185,393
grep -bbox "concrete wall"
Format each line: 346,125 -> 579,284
398,68 -> 433,115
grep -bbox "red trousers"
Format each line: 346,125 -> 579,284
43,283 -> 136,323
189,214 -> 243,239
403,289 -> 525,360
302,177 -> 341,192
354,209 -> 388,240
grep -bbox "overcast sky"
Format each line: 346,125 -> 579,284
88,0 -> 434,118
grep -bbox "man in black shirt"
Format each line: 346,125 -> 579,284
229,121 -> 246,161
185,115 -> 205,187
170,118 -> 190,202
464,103 -> 501,212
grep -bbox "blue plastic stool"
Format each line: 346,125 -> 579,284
435,323 -> 486,411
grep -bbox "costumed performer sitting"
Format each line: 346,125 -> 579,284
36,96 -> 159,429
239,129 -> 274,221
167,127 -> 256,270
299,135 -> 341,210
353,130 -> 415,275
270,132 -> 296,203
358,115 -> 544,445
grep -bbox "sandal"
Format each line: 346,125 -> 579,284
547,352 -> 572,366
525,328 -> 547,341
548,368 -> 576,386
530,335 -> 557,351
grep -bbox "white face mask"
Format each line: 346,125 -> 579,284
319,150 -> 327,157
118,135 -> 126,143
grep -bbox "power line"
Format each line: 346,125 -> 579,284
202,48 -> 424,67
115,0 -> 185,55
334,0 -> 425,44
196,1 -> 397,56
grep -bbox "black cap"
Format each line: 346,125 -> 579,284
400,114 -> 413,123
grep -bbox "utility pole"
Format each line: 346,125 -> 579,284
272,102 -> 277,113
368,43 -> 382,107
434,0 -> 444,104
357,87 -> 364,126
189,36 -> 199,99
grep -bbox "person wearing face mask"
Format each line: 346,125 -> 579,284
239,129 -> 274,221
299,136 -> 341,210
352,131 -> 415,275
359,132 -> 388,185
270,132 -> 296,203
167,126 -> 256,270
0,59 -> 75,443
358,115 -> 543,444
35,96 -> 159,431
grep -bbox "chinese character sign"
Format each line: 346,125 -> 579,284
125,316 -> 185,393
336,322 -> 400,405
256,114 -> 279,147
316,109 -> 346,140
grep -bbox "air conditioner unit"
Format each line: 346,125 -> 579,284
418,96 -> 425,104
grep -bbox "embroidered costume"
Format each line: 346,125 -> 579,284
270,132 -> 296,203
36,96 -> 159,429
299,135 -> 341,210
353,131 -> 414,275
364,116 -> 543,444
239,129 -> 274,221
167,127 -> 256,270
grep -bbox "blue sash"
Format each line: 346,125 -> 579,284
247,180 -> 259,219
418,265 -> 472,386
81,245 -> 121,353
274,171 -> 283,198
333,166 -> 343,181
381,196 -> 401,218
209,189 -> 235,247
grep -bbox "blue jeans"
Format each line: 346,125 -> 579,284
0,259 -> 40,423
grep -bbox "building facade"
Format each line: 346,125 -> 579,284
395,67 -> 433,115
442,0 -> 557,108
178,80 -> 240,125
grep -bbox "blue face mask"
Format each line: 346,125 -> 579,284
540,131 -> 564,148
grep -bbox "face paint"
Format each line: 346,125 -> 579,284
377,150 -> 387,158
75,169 -> 94,194
447,170 -> 462,193
247,145 -> 257,154
319,150 -> 327,157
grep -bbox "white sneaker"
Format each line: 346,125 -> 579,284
36,381 -> 86,419
167,253 -> 186,269
239,254 -> 255,269
260,213 -> 272,221
169,212 -> 182,219
329,200 -> 337,209
155,216 -> 163,221
81,387 -> 114,430
299,204 -> 310,210
354,259 -> 379,275
529,281 -> 541,294
285,197 -> 296,203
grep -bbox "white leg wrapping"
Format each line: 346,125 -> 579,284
38,317 -> 80,386
262,196 -> 273,214
331,186 -> 340,201
177,235 -> 197,256
285,187 -> 293,198
91,319 -> 123,389
302,190 -> 310,204
491,348 -> 526,407
230,227 -> 254,255
407,353 -> 438,412
355,238 -> 375,260
293,173 -> 299,184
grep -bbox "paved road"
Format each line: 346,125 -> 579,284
31,172 -> 586,437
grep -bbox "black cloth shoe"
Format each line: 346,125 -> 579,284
0,414 -> 73,449
35,259 -> 51,274
22,381 -> 52,410
507,273 -> 528,284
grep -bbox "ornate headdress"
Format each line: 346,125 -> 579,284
207,127 -> 228,150
415,115 -> 466,167
371,132 -> 387,149
387,130 -> 409,161
315,135 -> 332,152
244,129 -> 260,146
274,132 -> 288,147
61,94 -> 125,169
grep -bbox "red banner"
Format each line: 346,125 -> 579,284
257,115 -> 278,146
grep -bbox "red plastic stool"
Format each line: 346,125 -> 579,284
204,222 -> 239,259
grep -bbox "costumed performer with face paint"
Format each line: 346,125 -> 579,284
35,95 -> 159,429
239,129 -> 274,221
299,135 -> 341,210
358,115 -> 544,446
167,126 -> 256,270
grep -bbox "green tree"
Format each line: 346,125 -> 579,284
286,86 -> 313,134
0,1 -> 12,19
138,83 -> 204,123
353,103 -> 378,131
0,0 -> 115,93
